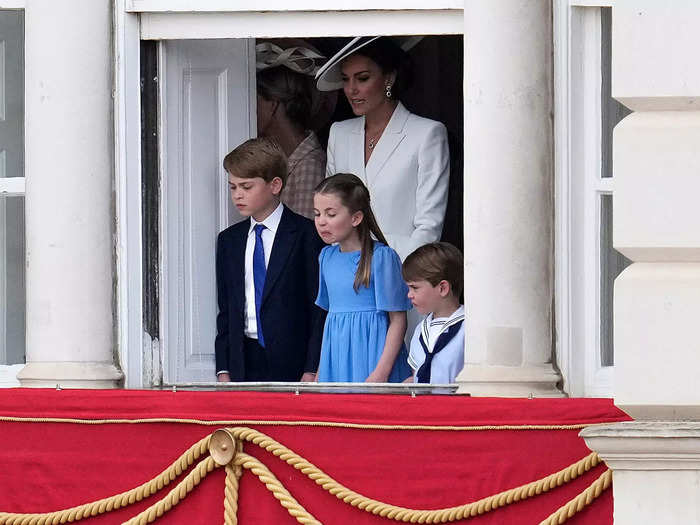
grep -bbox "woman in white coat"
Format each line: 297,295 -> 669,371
316,36 -> 450,261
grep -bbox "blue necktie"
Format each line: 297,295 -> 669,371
253,223 -> 267,347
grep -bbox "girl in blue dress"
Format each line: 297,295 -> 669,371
313,173 -> 412,382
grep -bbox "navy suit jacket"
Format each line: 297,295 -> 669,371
215,205 -> 325,381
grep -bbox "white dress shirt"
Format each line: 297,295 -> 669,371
244,202 -> 283,339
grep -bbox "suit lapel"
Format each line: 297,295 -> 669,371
365,102 -> 409,186
262,207 -> 297,304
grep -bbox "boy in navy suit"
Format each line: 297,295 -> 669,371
215,138 -> 325,382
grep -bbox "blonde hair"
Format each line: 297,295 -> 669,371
222,137 -> 287,187
315,174 -> 388,291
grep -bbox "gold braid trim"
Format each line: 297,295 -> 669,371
0,414 -> 605,431
224,439 -> 244,525
235,452 -> 321,525
539,469 -> 612,525
122,456 -> 217,525
226,426 -> 604,523
0,427 -> 612,525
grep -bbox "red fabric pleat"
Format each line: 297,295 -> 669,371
0,389 -> 630,524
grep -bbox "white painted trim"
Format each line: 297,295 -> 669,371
216,69 -> 230,230
0,196 -> 6,365
0,177 -> 25,195
598,177 -> 613,193
140,10 -> 463,40
0,2 -> 24,9
0,41 -> 5,122
555,4 -> 615,397
462,6 -> 466,385
114,2 -> 144,388
579,7 -> 613,397
570,0 -> 611,6
0,364 -> 22,387
580,7 -> 601,396
582,421 -> 700,470
157,41 -> 168,386
128,0 -> 464,12
553,0 -> 574,395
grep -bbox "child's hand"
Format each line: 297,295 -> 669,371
365,369 -> 389,383
300,372 -> 317,382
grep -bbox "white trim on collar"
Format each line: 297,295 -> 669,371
248,202 -> 284,237
421,305 -> 465,351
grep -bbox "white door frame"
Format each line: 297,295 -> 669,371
114,1 -> 144,387
114,2 -> 464,387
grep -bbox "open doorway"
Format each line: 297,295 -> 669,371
140,35 -> 464,385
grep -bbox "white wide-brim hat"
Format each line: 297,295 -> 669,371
315,35 -> 423,92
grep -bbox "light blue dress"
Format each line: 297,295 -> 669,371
316,242 -> 413,383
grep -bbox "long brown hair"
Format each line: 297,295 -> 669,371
315,174 -> 388,291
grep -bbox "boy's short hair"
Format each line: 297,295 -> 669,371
402,242 -> 464,298
222,137 -> 288,187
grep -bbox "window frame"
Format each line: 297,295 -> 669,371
114,2 -> 464,387
0,6 -> 25,386
554,0 -> 617,397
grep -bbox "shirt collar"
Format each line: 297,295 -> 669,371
426,304 -> 465,324
422,305 -> 465,343
248,202 -> 284,236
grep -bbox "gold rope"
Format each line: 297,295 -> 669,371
0,427 -> 611,525
0,436 -> 210,525
224,439 -> 244,525
224,464 -> 240,525
235,452 -> 321,525
538,469 -> 612,525
0,414 -> 606,432
122,456 -> 218,525
226,426 -> 604,523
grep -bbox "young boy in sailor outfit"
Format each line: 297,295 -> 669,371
402,242 -> 465,384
